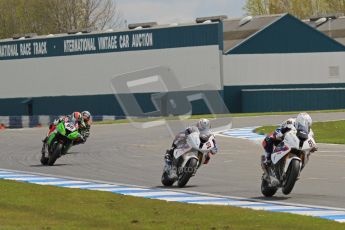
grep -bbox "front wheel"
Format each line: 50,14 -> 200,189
48,143 -> 62,166
161,171 -> 175,186
261,177 -> 278,197
282,159 -> 301,195
40,155 -> 49,165
177,158 -> 198,188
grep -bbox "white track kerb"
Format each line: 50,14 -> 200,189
218,126 -> 265,141
1,169 -> 345,223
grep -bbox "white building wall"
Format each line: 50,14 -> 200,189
223,52 -> 345,86
0,45 -> 221,98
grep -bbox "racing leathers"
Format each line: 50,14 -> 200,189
41,115 -> 90,155
262,118 -> 296,164
165,126 -> 218,166
262,118 -> 315,164
73,119 -> 91,145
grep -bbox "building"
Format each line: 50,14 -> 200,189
1,13 -> 345,118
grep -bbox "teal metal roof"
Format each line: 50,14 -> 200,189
223,14 -> 282,52
226,14 -> 345,54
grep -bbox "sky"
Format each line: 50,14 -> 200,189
115,0 -> 247,25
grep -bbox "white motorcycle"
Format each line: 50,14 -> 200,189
261,126 -> 317,197
161,129 -> 216,188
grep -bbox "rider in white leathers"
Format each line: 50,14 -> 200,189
165,118 -> 218,166
261,112 -> 316,166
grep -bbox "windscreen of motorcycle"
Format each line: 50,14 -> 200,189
296,125 -> 309,141
186,132 -> 201,150
283,131 -> 300,148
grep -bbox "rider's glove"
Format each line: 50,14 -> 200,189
83,131 -> 90,139
210,146 -> 218,155
53,116 -> 64,126
204,154 -> 210,164
311,146 -> 318,153
185,127 -> 193,135
79,134 -> 86,143
53,119 -> 60,126
274,130 -> 284,140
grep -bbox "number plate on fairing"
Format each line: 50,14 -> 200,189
65,122 -> 76,132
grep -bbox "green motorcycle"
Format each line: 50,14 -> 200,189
41,118 -> 81,166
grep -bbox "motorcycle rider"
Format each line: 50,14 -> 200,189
164,118 -> 218,167
261,112 -> 315,167
73,111 -> 92,145
41,111 -> 92,155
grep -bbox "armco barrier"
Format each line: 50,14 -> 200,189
0,115 -> 126,129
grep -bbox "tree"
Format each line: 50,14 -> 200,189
325,0 -> 345,15
46,0 -> 124,32
0,0 -> 125,39
244,0 -> 270,15
243,0 -> 337,19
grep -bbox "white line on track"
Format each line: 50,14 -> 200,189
34,181 -> 91,185
2,168 -> 345,223
1,167 -> 345,212
130,192 -> 193,198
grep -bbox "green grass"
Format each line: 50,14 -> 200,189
255,120 -> 345,144
0,180 -> 344,229
93,109 -> 345,125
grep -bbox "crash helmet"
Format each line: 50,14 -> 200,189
295,112 -> 312,139
196,118 -> 210,131
71,112 -> 82,124
296,112 -> 312,129
81,111 -> 91,122
283,118 -> 296,130
71,112 -> 82,121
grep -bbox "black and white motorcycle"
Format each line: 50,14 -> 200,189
261,126 -> 317,197
161,129 -> 216,188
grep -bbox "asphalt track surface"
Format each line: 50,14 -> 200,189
0,112 -> 344,209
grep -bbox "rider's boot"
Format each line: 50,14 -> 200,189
264,151 -> 272,165
261,154 -> 270,180
164,148 -> 174,165
164,149 -> 173,172
41,137 -> 48,155
164,148 -> 177,178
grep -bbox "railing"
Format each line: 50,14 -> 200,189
0,115 -> 126,129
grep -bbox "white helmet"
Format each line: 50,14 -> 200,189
81,111 -> 91,122
197,118 -> 210,131
296,112 -> 312,133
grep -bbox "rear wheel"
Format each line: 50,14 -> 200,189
177,158 -> 198,188
282,159 -> 300,195
48,143 -> 62,166
261,177 -> 278,197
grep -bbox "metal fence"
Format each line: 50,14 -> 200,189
0,115 -> 126,129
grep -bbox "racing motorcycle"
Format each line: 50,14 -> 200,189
40,117 -> 81,166
161,129 -> 215,188
261,126 -> 317,197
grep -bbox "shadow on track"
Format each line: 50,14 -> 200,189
251,196 -> 290,201
30,163 -> 70,167
153,185 -> 199,189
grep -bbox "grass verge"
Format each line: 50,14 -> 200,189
0,179 -> 344,230
255,120 -> 345,144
